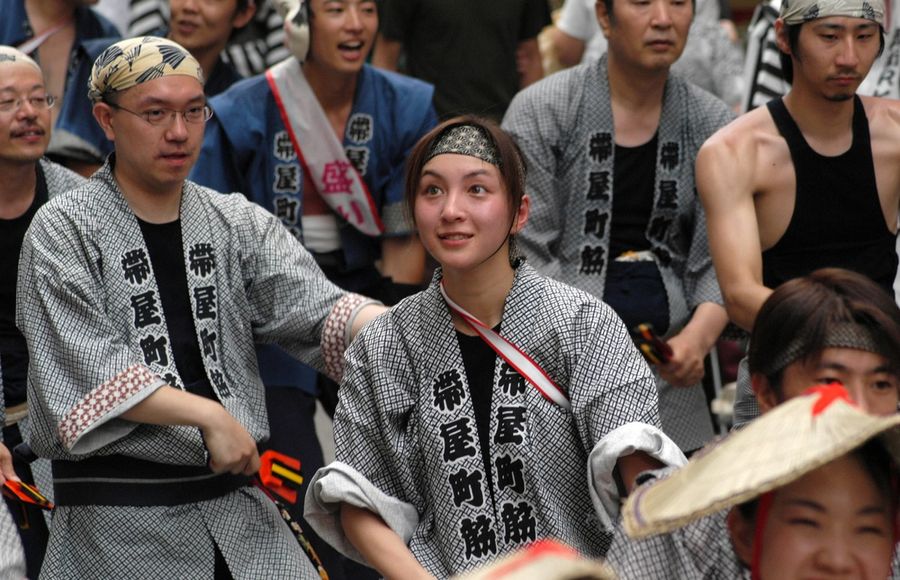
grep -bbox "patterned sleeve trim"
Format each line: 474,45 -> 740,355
322,293 -> 382,383
59,364 -> 161,450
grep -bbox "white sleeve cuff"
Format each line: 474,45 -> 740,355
587,422 -> 687,530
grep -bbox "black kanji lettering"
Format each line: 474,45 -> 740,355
139,334 -> 168,367
588,132 -> 613,164
345,146 -> 369,176
274,196 -> 300,225
579,245 -> 606,275
273,164 -> 301,193
501,501 -> 536,544
656,180 -> 677,209
494,406 -> 527,445
200,328 -> 217,361
121,249 -> 151,285
346,114 -> 373,144
433,369 -> 466,412
660,142 -> 679,170
162,372 -> 181,390
273,131 -> 296,162
193,286 -> 217,320
495,454 -> 526,494
448,468 -> 485,508
130,291 -> 161,328
189,243 -> 216,277
583,209 -> 609,239
648,216 -> 673,241
460,515 -> 497,560
440,418 -> 478,462
498,363 -> 526,397
210,369 -> 231,398
586,171 -> 610,201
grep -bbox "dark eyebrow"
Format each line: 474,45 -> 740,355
784,499 -> 826,512
136,95 -> 206,107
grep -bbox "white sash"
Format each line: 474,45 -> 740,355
17,15 -> 73,55
440,282 -> 571,410
266,59 -> 384,237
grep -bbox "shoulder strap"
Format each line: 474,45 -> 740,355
440,282 -> 571,410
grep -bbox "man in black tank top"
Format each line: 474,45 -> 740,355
696,0 -> 900,425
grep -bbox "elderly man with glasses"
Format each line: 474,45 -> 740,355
0,45 -> 84,578
15,36 -> 385,579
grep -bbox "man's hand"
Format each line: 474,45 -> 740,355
657,303 -> 728,387
658,332 -> 706,387
200,406 -> 260,476
0,443 -> 18,484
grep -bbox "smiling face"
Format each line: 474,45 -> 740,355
732,454 -> 895,580
306,0 -> 377,75
777,16 -> 881,101
168,0 -> 256,57
93,75 -> 207,197
413,153 -> 528,277
597,0 -> 693,73
0,61 -> 51,166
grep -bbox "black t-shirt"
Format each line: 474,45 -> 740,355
457,327 -> 498,505
137,218 -> 217,400
609,134 -> 658,259
381,0 -> 550,119
0,165 -> 48,407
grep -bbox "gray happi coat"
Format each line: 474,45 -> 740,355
16,161 -> 354,578
306,264 -> 684,577
502,55 -> 734,452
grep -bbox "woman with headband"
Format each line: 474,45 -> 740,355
305,116 -> 682,577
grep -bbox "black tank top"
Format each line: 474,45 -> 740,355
762,96 -> 897,294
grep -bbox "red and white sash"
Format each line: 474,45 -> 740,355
440,282 -> 571,410
266,58 -> 384,237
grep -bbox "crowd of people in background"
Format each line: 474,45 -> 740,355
1,0 -> 899,578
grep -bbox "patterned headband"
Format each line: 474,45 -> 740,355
89,36 -> 204,103
0,46 -> 41,74
425,124 -> 501,167
780,0 -> 884,26
759,321 -> 890,376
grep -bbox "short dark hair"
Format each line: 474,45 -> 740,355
779,22 -> 885,84
748,268 -> 900,398
403,115 -> 528,227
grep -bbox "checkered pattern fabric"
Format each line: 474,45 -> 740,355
16,161 -> 348,575
312,264 -> 660,577
42,487 -> 319,578
0,501 -> 24,578
502,56 -> 733,452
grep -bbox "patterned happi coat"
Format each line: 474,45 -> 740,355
502,55 -> 734,452
307,264 -> 660,576
16,161 -> 358,578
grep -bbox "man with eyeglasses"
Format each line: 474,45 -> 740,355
15,36 -> 385,579
0,45 -> 84,578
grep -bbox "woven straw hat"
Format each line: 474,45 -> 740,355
623,383 -> 900,539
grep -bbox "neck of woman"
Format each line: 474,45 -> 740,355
441,261 -> 516,334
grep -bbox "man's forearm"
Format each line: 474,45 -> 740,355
120,385 -> 221,429
678,302 -> 730,353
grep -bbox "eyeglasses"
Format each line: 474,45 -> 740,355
0,95 -> 57,114
107,102 -> 214,126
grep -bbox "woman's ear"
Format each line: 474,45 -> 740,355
752,374 -> 780,413
510,194 -> 530,235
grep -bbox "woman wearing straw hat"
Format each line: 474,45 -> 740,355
304,116 -> 685,578
608,267 -> 900,578
622,383 -> 900,579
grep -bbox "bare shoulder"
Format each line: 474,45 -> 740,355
697,107 -> 783,193
861,95 -> 900,143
